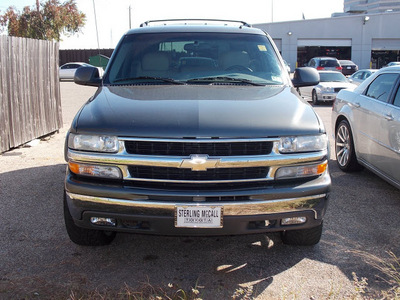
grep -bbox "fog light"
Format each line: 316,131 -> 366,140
90,217 -> 116,226
281,217 -> 307,225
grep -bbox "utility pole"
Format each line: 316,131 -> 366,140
271,0 -> 274,23
129,5 -> 132,29
93,0 -> 100,53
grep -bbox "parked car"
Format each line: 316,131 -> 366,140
64,19 -> 330,247
348,69 -> 378,86
59,62 -> 104,80
332,66 -> 400,189
384,62 -> 400,68
307,57 -> 342,72
298,71 -> 356,105
339,60 -> 358,76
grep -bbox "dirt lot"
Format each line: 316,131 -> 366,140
1,82 -> 399,299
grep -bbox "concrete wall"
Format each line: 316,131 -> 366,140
255,12 -> 400,71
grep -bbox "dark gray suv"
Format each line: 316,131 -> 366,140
64,19 -> 330,246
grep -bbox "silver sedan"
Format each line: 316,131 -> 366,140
348,69 -> 378,86
299,71 -> 356,105
332,66 -> 400,189
59,62 -> 104,80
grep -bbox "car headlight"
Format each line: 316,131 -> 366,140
321,87 -> 334,93
68,134 -> 119,152
279,135 -> 328,153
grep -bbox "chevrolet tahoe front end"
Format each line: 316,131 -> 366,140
64,20 -> 330,246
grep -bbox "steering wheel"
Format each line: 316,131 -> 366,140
225,65 -> 253,72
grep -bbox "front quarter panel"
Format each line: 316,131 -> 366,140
332,89 -> 359,146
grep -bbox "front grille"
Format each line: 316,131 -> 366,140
128,166 -> 269,181
124,140 -> 273,156
334,88 -> 345,93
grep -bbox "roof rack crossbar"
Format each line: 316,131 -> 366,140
140,19 -> 252,28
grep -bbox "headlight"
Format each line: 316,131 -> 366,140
279,135 -> 328,153
68,134 -> 119,152
321,87 -> 334,93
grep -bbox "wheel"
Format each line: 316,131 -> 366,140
225,65 -> 253,72
281,222 -> 323,246
64,193 -> 116,246
312,90 -> 319,105
335,120 -> 363,172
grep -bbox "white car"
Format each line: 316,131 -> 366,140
332,66 -> 400,189
59,62 -> 104,80
299,71 -> 356,105
348,69 -> 378,86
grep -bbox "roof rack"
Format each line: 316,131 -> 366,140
140,19 -> 252,28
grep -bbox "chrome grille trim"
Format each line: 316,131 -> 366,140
67,137 -> 328,184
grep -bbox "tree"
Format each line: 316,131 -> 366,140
0,0 -> 85,41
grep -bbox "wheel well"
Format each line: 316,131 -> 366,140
334,116 -> 359,155
334,115 -> 348,133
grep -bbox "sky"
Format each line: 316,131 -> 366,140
0,0 -> 344,49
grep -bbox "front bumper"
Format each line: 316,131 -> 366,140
317,91 -> 337,102
65,171 -> 330,236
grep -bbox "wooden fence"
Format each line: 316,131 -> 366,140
0,36 -> 62,153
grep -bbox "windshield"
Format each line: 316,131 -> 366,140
104,32 -> 284,86
319,72 -> 347,82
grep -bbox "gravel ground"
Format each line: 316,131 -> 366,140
0,82 -> 399,299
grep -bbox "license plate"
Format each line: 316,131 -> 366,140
175,206 -> 223,228
347,66 -> 351,69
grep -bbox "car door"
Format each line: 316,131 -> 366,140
354,73 -> 399,173
378,77 -> 400,185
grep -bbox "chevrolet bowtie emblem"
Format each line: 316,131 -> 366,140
180,154 -> 220,171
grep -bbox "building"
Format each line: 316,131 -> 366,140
255,9 -> 400,71
344,0 -> 400,14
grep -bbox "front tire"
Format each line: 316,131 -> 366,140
64,193 -> 116,246
335,120 -> 362,172
312,90 -> 319,105
281,223 -> 323,246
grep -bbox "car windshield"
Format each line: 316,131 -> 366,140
104,32 -> 284,86
319,72 -> 347,82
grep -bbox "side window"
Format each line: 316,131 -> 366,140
354,72 -> 363,79
365,73 -> 399,103
393,85 -> 400,108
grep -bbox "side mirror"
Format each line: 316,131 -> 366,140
292,67 -> 320,88
74,66 -> 102,87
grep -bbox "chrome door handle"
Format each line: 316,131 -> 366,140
385,113 -> 394,121
350,102 -> 361,108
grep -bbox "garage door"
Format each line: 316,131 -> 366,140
372,39 -> 400,50
297,39 -> 352,47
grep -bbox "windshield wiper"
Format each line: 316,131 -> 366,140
113,76 -> 185,85
186,76 -> 266,86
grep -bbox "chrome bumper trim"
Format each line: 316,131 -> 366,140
66,192 -> 327,219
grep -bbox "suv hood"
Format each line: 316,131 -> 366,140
73,85 -> 323,138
